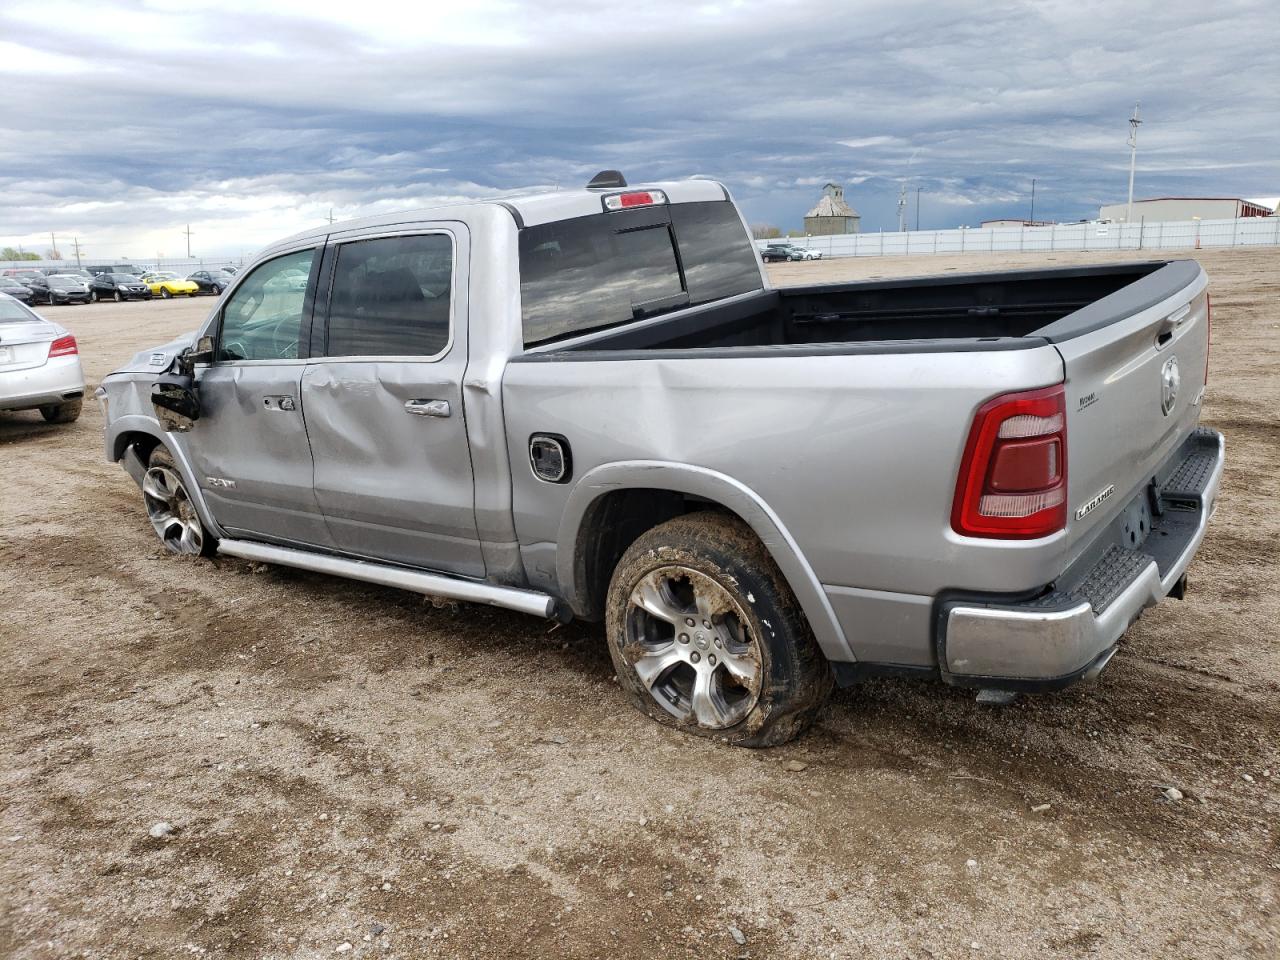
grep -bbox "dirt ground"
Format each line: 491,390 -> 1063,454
2,248 -> 1276,960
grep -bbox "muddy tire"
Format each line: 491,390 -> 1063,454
39,399 -> 82,423
605,512 -> 832,747
142,446 -> 216,556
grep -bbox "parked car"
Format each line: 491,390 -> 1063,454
0,293 -> 84,422
792,246 -> 822,260
142,272 -> 199,299
761,242 -> 803,262
98,172 -> 1221,747
25,273 -> 90,305
45,267 -> 94,280
87,263 -> 146,277
3,268 -> 47,284
0,276 -> 35,303
90,272 -> 153,303
188,269 -> 235,295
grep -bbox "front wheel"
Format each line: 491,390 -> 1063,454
113,291 -> 122,302
142,446 -> 216,556
606,512 -> 832,747
161,288 -> 172,299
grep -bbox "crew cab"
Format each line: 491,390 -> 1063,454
97,171 -> 1222,746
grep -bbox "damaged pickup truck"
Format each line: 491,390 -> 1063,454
97,171 -> 1223,746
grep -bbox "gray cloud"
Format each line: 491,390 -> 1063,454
0,0 -> 1276,257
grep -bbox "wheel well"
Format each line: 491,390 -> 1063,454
112,430 -> 162,464
572,488 -> 742,621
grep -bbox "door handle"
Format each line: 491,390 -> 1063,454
404,399 -> 451,418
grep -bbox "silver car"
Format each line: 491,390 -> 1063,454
0,293 -> 85,422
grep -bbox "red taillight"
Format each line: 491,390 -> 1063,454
1204,294 -> 1211,385
951,383 -> 1067,539
602,189 -> 668,211
48,334 -> 78,358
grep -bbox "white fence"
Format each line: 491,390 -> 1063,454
758,216 -> 1280,259
0,255 -> 245,274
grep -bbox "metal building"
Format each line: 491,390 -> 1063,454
1099,197 -> 1273,223
803,183 -> 861,235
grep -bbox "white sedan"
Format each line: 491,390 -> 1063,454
0,292 -> 85,423
793,246 -> 823,260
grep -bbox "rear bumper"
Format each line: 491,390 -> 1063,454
936,427 -> 1224,691
0,357 -> 86,410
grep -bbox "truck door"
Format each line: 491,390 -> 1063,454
186,245 -> 333,547
301,226 -> 484,578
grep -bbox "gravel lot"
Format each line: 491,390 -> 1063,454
2,248 -> 1277,959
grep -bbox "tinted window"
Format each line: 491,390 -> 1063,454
217,249 -> 314,361
519,200 -> 760,345
669,201 -> 764,305
325,233 -> 452,357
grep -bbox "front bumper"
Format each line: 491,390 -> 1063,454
937,427 -> 1225,691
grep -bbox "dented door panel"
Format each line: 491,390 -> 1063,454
187,361 -> 332,546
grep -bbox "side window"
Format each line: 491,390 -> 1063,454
217,249 -> 314,361
325,233 -> 452,358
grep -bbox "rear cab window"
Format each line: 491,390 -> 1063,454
519,200 -> 762,346
323,233 -> 453,358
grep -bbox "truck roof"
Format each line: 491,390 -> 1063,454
267,177 -> 730,253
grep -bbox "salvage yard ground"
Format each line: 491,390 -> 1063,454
1,247 -> 1277,959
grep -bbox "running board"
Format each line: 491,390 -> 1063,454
216,539 -> 569,621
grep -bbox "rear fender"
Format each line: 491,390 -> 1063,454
556,460 -> 854,663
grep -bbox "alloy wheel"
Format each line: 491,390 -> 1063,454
622,565 -> 762,729
142,466 -> 205,554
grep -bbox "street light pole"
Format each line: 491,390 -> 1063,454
1030,178 -> 1037,224
915,187 -> 922,230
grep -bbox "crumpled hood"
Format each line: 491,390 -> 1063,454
109,330 -> 198,375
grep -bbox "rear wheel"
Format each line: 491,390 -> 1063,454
606,512 -> 832,747
142,446 -> 215,556
39,399 -> 82,423
90,290 -> 99,303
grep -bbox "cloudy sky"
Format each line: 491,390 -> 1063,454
1,0 -> 1277,261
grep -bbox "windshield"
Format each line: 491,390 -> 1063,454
48,275 -> 82,287
518,200 -> 762,346
150,272 -> 178,280
109,273 -> 137,282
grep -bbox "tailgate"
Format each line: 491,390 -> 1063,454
1046,261 -> 1210,563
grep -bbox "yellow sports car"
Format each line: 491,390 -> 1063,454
142,272 -> 200,298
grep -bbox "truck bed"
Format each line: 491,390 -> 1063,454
527,260 -> 1201,355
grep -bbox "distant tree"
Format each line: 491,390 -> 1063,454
751,223 -> 782,240
1,247 -> 40,261
45,248 -> 63,260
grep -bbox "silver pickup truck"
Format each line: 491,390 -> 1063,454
98,171 -> 1223,746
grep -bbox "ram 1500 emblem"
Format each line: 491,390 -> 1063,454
1160,356 -> 1180,416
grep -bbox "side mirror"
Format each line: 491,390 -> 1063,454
188,335 -> 215,364
151,373 -> 201,432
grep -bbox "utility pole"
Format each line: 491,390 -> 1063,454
327,208 -> 336,224
1029,178 -> 1037,224
183,224 -> 194,258
897,182 -> 907,233
1125,102 -> 1142,223
915,187 -> 922,230
50,232 -> 57,259
72,237 -> 83,267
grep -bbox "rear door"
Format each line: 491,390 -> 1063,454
301,225 -> 484,577
186,245 -> 332,547
1050,262 -> 1210,556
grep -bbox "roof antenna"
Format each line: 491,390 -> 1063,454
587,170 -> 627,189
